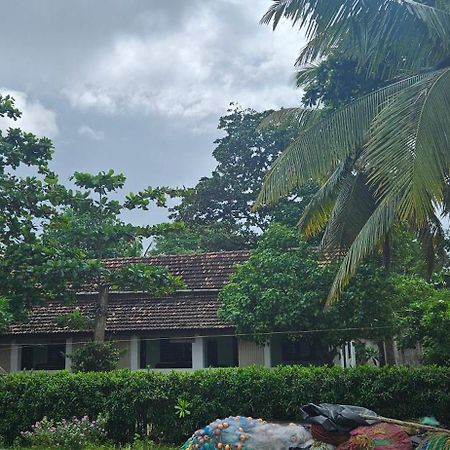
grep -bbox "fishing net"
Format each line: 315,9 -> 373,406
181,416 -> 313,450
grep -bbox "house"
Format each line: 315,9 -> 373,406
0,250 -> 362,373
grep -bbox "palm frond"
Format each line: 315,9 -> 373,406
327,196 -> 399,304
258,108 -> 321,130
364,68 -> 450,226
320,172 -> 377,257
263,0 -> 450,77
254,73 -> 433,209
404,0 -> 450,45
298,159 -> 350,237
295,63 -> 321,89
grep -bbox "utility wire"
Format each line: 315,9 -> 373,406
0,325 -> 394,350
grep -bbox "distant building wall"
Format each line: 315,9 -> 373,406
238,339 -> 265,367
394,342 -> 422,366
0,341 -> 11,372
113,338 -> 131,369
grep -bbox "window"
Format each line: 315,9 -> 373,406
205,337 -> 238,367
281,338 -> 325,365
21,341 -> 66,370
140,338 -> 192,369
159,339 -> 192,368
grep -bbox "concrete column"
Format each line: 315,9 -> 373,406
349,341 -> 357,367
192,337 -> 205,369
10,340 -> 20,372
65,338 -> 73,371
130,335 -> 139,370
263,341 -> 272,368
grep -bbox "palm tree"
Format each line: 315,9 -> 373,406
255,0 -> 450,303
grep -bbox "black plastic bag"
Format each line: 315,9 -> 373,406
300,403 -> 379,433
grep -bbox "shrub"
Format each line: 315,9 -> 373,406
20,415 -> 107,450
70,342 -> 123,372
0,366 -> 449,445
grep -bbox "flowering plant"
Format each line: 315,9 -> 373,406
21,415 -> 107,449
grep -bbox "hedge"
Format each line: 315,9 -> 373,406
0,366 -> 449,444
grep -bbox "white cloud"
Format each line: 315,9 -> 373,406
78,124 -> 105,141
64,0 -> 305,129
0,89 -> 58,138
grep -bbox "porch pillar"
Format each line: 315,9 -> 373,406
130,335 -> 140,370
192,337 -> 205,369
65,338 -> 73,371
10,340 -> 20,372
263,341 -> 272,368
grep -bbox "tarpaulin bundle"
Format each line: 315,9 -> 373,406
337,423 -> 412,450
181,416 -> 313,450
300,404 -> 379,434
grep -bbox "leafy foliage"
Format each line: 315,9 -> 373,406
394,276 -> 450,365
153,106 -> 318,253
110,263 -> 184,294
0,95 -> 90,316
219,224 -> 402,353
149,222 -> 252,254
299,58 -> 386,109
20,415 -> 107,450
0,297 -> 13,332
0,96 -> 183,346
55,309 -> 94,331
257,0 -> 450,302
70,342 -> 123,372
1,367 -> 449,444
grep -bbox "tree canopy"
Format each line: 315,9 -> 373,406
219,224 -> 402,357
219,223 -> 450,364
152,105 -> 318,253
256,0 -> 450,302
0,96 -> 183,339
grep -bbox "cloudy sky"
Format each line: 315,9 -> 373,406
0,0 -> 304,224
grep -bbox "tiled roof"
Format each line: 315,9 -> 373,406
101,250 -> 250,290
4,251 -> 251,336
6,291 -> 231,336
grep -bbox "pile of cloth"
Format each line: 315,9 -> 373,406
299,403 -> 450,450
180,404 -> 450,450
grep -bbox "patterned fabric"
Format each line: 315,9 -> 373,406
417,433 -> 450,450
311,424 -> 349,445
337,423 -> 412,450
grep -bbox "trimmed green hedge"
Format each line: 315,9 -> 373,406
0,366 -> 449,444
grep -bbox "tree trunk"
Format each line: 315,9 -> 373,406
382,233 -> 391,273
94,285 -> 109,342
381,233 -> 397,365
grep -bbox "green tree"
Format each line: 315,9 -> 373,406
149,221 -> 250,254
153,105 -> 317,253
298,57 -> 386,110
256,0 -> 450,302
394,275 -> 450,365
42,170 -> 185,342
0,96 -> 184,348
219,224 -> 401,363
0,94 -> 82,318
